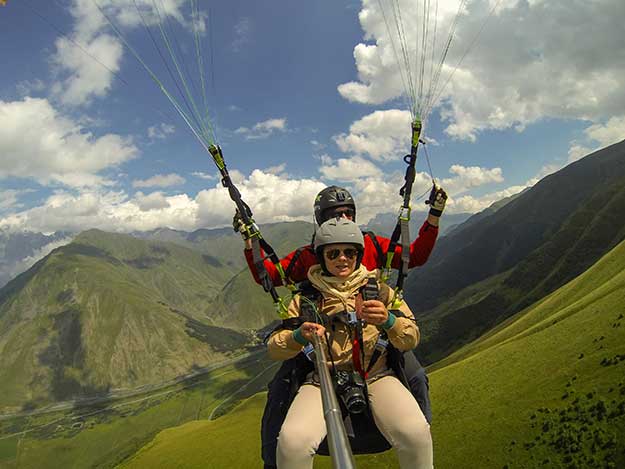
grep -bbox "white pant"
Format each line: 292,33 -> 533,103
277,375 -> 433,469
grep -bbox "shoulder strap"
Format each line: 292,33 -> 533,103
284,246 -> 313,283
363,231 -> 384,268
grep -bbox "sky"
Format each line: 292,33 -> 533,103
1,0 -> 624,235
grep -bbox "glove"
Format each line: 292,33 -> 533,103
426,184 -> 447,217
232,210 -> 253,240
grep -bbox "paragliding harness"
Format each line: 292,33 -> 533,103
261,278 -> 411,467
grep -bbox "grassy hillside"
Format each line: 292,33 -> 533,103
0,231 -> 250,411
406,140 -> 625,363
122,238 -> 625,468
0,354 -> 277,469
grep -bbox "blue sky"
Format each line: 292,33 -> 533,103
1,0 -> 624,234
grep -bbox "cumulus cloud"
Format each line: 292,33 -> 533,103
0,190 -> 30,212
448,184 -> 527,214
132,173 -> 186,188
147,123 -> 176,141
0,97 -> 138,188
319,155 -> 382,181
568,115 -> 625,163
134,191 -> 171,211
52,0 -> 203,106
333,109 -> 412,161
0,171 -> 326,233
340,0 -> 625,141
235,118 -> 288,140
440,165 -> 504,195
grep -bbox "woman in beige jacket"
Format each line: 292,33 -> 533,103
267,218 -> 433,469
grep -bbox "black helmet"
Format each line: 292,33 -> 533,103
313,186 -> 356,225
314,218 -> 365,274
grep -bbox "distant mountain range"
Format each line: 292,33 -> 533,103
0,222 -> 312,411
405,139 -> 625,363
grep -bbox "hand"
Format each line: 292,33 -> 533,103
232,210 -> 245,234
299,322 -> 326,342
359,300 -> 389,326
426,184 -> 447,217
233,210 -> 254,242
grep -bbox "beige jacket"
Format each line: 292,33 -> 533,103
267,270 -> 419,378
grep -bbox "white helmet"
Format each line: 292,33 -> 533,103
314,218 -> 364,273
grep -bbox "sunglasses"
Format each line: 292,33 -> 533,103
324,247 -> 359,261
326,207 -> 355,220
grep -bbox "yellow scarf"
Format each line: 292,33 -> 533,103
307,264 -> 377,309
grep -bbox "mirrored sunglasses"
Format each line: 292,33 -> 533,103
324,247 -> 359,261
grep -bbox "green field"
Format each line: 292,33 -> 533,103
118,239 -> 625,468
0,353 -> 279,469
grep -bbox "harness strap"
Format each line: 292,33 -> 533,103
363,231 -> 384,268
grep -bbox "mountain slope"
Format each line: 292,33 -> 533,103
121,237 -> 625,468
0,231 -> 250,411
406,140 -> 625,362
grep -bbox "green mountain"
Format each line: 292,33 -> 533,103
0,230 -> 250,412
0,221 -> 314,411
405,140 -> 625,363
119,236 -> 625,468
209,221 -> 316,331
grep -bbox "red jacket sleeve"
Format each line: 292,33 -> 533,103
362,220 -> 438,270
244,245 -> 317,286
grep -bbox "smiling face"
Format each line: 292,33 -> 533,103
323,243 -> 359,278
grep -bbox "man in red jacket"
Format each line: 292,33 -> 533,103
240,185 -> 445,285
236,185 -> 447,469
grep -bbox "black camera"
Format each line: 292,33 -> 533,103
334,370 -> 367,414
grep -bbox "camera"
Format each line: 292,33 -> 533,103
334,370 -> 367,414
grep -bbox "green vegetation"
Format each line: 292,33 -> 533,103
406,140 -> 625,364
0,353 -> 277,469
120,238 -> 625,468
0,231 -> 251,411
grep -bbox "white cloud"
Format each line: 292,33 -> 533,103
340,0 -> 625,141
134,191 -> 171,211
264,163 -> 287,175
52,32 -> 123,106
16,79 -> 46,97
147,123 -> 176,141
4,237 -> 74,281
333,109 -> 412,161
568,115 -> 625,163
235,118 -> 288,140
191,171 -> 217,181
0,190 -> 29,212
0,97 -> 138,188
440,165 -> 504,196
0,190 -> 198,233
448,184 -> 526,214
132,173 -> 186,188
232,17 -> 252,52
0,171 -> 326,233
319,155 -> 381,182
52,0 -> 203,106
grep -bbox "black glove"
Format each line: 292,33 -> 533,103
425,184 -> 447,217
232,210 -> 254,240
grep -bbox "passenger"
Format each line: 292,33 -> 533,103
267,218 -> 433,469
